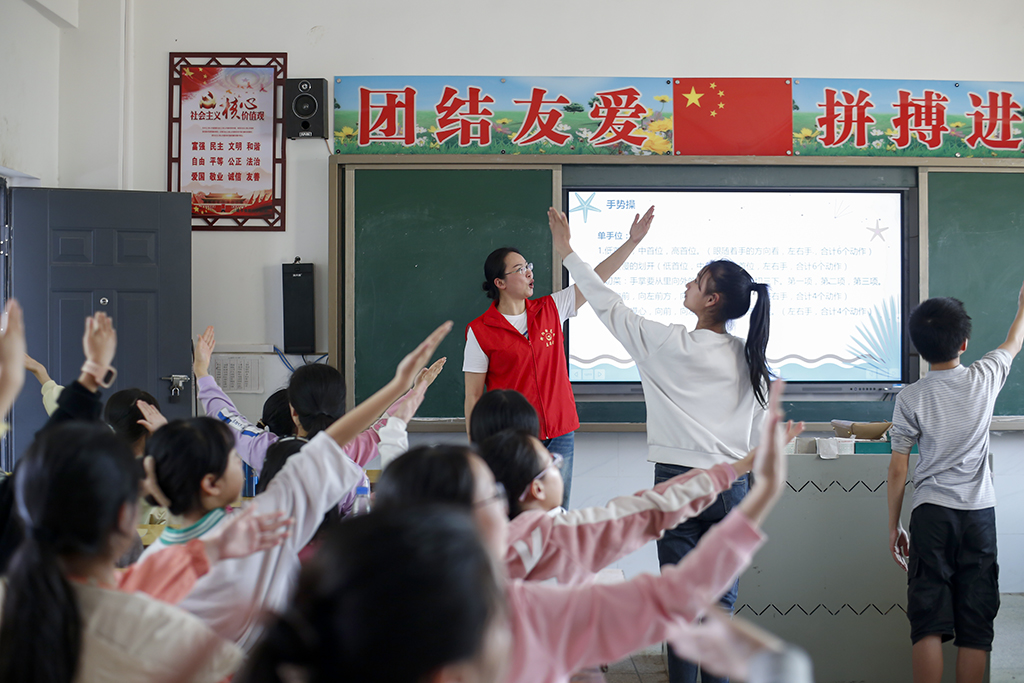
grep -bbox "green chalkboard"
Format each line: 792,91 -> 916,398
929,172 -> 1024,416
352,168 -> 555,417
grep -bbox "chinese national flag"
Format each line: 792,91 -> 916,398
672,78 -> 792,156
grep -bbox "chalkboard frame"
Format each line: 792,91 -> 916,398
327,157 -> 1024,424
337,164 -> 561,417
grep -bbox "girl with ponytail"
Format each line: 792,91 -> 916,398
550,208 -> 772,683
0,421 -> 292,683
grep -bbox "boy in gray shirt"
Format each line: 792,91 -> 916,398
887,282 -> 1024,683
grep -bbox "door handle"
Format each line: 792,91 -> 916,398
161,374 -> 191,403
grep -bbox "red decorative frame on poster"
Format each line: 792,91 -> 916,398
168,53 -> 287,231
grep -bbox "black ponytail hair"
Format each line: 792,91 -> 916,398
469,389 -> 540,446
478,429 -> 545,519
287,364 -> 345,439
374,445 -> 478,512
0,422 -> 139,683
481,247 -> 522,301
700,261 -> 772,407
258,388 -> 294,438
103,388 -> 160,449
239,506 -> 505,683
145,417 -> 234,516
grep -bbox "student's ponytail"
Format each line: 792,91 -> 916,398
702,260 -> 772,407
287,364 -> 345,439
746,282 -> 771,408
0,422 -> 139,683
0,534 -> 81,683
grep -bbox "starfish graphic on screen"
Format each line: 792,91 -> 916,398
569,192 -> 602,223
867,219 -> 889,241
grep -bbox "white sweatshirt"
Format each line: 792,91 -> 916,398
563,252 -> 766,468
139,419 -> 406,652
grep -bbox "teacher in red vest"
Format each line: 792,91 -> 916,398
464,206 -> 654,507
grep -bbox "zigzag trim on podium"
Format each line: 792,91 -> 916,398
735,603 -> 907,617
785,480 -> 888,493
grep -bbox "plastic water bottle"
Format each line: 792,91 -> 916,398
748,645 -> 814,683
352,486 -> 371,516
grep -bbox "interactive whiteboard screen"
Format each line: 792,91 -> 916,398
565,190 -> 904,384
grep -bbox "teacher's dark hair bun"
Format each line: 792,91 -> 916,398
482,246 -> 522,301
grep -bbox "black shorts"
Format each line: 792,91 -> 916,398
907,503 -> 999,650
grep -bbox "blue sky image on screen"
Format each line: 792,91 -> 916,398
565,190 -> 903,383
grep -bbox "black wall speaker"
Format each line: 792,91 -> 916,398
284,78 -> 329,139
283,261 -> 315,354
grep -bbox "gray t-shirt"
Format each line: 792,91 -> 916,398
890,349 -> 1013,511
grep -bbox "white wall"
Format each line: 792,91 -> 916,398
0,0 -> 62,185
7,0 -> 1018,402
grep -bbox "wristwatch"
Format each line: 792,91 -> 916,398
81,360 -> 117,388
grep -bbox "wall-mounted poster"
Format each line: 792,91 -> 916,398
168,53 -> 287,231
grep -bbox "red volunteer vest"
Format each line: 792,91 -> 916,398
467,296 -> 579,440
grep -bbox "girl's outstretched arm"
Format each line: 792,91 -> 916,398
324,321 -> 452,448
548,206 -> 655,310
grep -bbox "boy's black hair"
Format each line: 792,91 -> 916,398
469,389 -> 540,446
287,364 -> 345,439
257,388 -> 294,438
104,388 -> 160,447
909,297 -> 972,364
145,417 -> 234,516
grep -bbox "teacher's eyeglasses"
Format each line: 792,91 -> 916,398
518,452 -> 564,502
505,262 -> 534,276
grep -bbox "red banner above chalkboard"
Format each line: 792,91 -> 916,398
333,76 -> 1024,158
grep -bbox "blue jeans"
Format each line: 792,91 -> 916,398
654,463 -> 750,683
542,431 -> 574,509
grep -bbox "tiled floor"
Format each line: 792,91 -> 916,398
596,594 -> 1024,683
603,645 -> 668,683
993,594 -> 1024,683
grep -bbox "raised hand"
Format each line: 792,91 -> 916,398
666,608 -> 785,681
547,207 -> 573,260
395,321 -> 453,389
194,326 -> 216,378
414,356 -> 446,390
202,505 -> 293,562
0,300 -> 27,411
628,205 -> 655,245
24,352 -> 48,381
736,380 -> 789,527
83,311 -> 117,369
136,399 -> 169,434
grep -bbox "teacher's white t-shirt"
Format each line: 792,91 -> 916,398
463,287 -> 577,373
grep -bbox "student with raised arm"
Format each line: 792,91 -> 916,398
0,418 -> 293,683
887,283 -> 1024,683
464,207 -> 654,508
192,325 -> 443,475
549,207 -> 773,683
478,420 -> 802,583
377,380 -> 792,683
139,322 -> 451,651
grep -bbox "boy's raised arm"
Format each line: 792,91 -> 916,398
998,279 -> 1024,358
